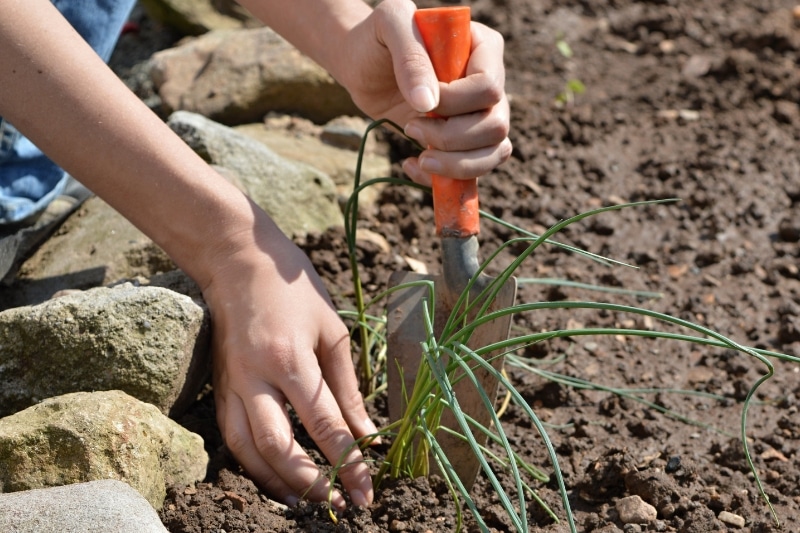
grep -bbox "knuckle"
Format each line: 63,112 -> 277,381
482,78 -> 506,107
223,426 -> 251,456
437,133 -> 453,153
243,337 -> 298,377
338,386 -> 367,416
252,425 -> 290,457
487,27 -> 505,51
488,112 -> 511,143
476,22 -> 505,53
498,137 -> 513,164
308,412 -> 349,449
399,51 -> 434,78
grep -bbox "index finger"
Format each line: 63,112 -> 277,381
433,21 -> 506,118
280,360 -> 373,508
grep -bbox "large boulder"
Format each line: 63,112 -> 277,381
150,27 -> 359,125
0,283 -> 209,417
0,391 -> 208,510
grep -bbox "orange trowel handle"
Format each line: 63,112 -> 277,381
414,7 -> 479,239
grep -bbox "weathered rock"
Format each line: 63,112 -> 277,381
236,115 -> 390,213
0,196 -> 173,311
0,390 -> 207,509
0,165 -> 243,311
168,110 -> 344,237
151,27 -> 359,125
139,0 -> 261,35
0,283 -> 209,417
321,115 -> 378,152
0,479 -> 168,532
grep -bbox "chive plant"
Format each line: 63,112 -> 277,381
336,119 -> 798,532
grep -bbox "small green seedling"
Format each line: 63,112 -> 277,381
555,36 -> 586,108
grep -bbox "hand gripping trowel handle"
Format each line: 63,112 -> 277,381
414,6 -> 482,294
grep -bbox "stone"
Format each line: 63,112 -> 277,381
150,27 -> 359,125
0,479 -> 168,532
0,390 -> 207,510
168,111 -> 344,237
616,495 -> 658,524
0,195 -> 175,310
321,116 -> 376,152
778,213 -> 800,242
718,510 -> 745,528
236,118 -> 390,213
0,283 -> 209,417
138,0 -> 261,35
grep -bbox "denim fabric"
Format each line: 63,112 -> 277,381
0,0 -> 137,224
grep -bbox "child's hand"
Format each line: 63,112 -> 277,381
202,206 -> 377,509
338,0 -> 512,185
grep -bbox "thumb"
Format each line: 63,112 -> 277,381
375,0 -> 439,113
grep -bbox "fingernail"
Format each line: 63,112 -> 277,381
364,417 -> 383,445
331,490 -> 347,511
419,156 -> 442,175
402,158 -> 421,180
349,489 -> 369,508
364,417 -> 380,434
285,495 -> 299,507
409,86 -> 436,113
404,124 -> 426,146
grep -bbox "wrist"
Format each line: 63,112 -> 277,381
176,192 -> 290,294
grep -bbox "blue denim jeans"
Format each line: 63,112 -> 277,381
0,0 -> 136,224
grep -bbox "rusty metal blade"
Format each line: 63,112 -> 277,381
386,270 -> 517,488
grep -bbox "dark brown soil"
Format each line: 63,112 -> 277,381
147,1 -> 799,531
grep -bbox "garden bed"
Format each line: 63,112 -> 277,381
156,0 -> 800,531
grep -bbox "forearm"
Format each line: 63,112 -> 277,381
0,0 -> 270,288
236,0 -> 372,84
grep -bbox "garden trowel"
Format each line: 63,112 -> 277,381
386,6 -> 517,490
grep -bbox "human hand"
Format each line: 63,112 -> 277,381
1,0 -> 377,511
337,0 -> 512,186
202,209 -> 377,510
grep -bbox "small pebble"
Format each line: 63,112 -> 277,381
616,495 -> 657,524
665,455 -> 681,473
718,510 -> 745,528
389,519 -> 408,531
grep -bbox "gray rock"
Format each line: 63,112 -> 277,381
0,196 -> 174,311
236,116 -> 390,214
139,0 -> 260,35
0,479 -> 168,532
151,27 -> 359,125
0,283 -> 209,417
321,116 -> 376,152
0,390 -> 207,510
168,110 -> 344,237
